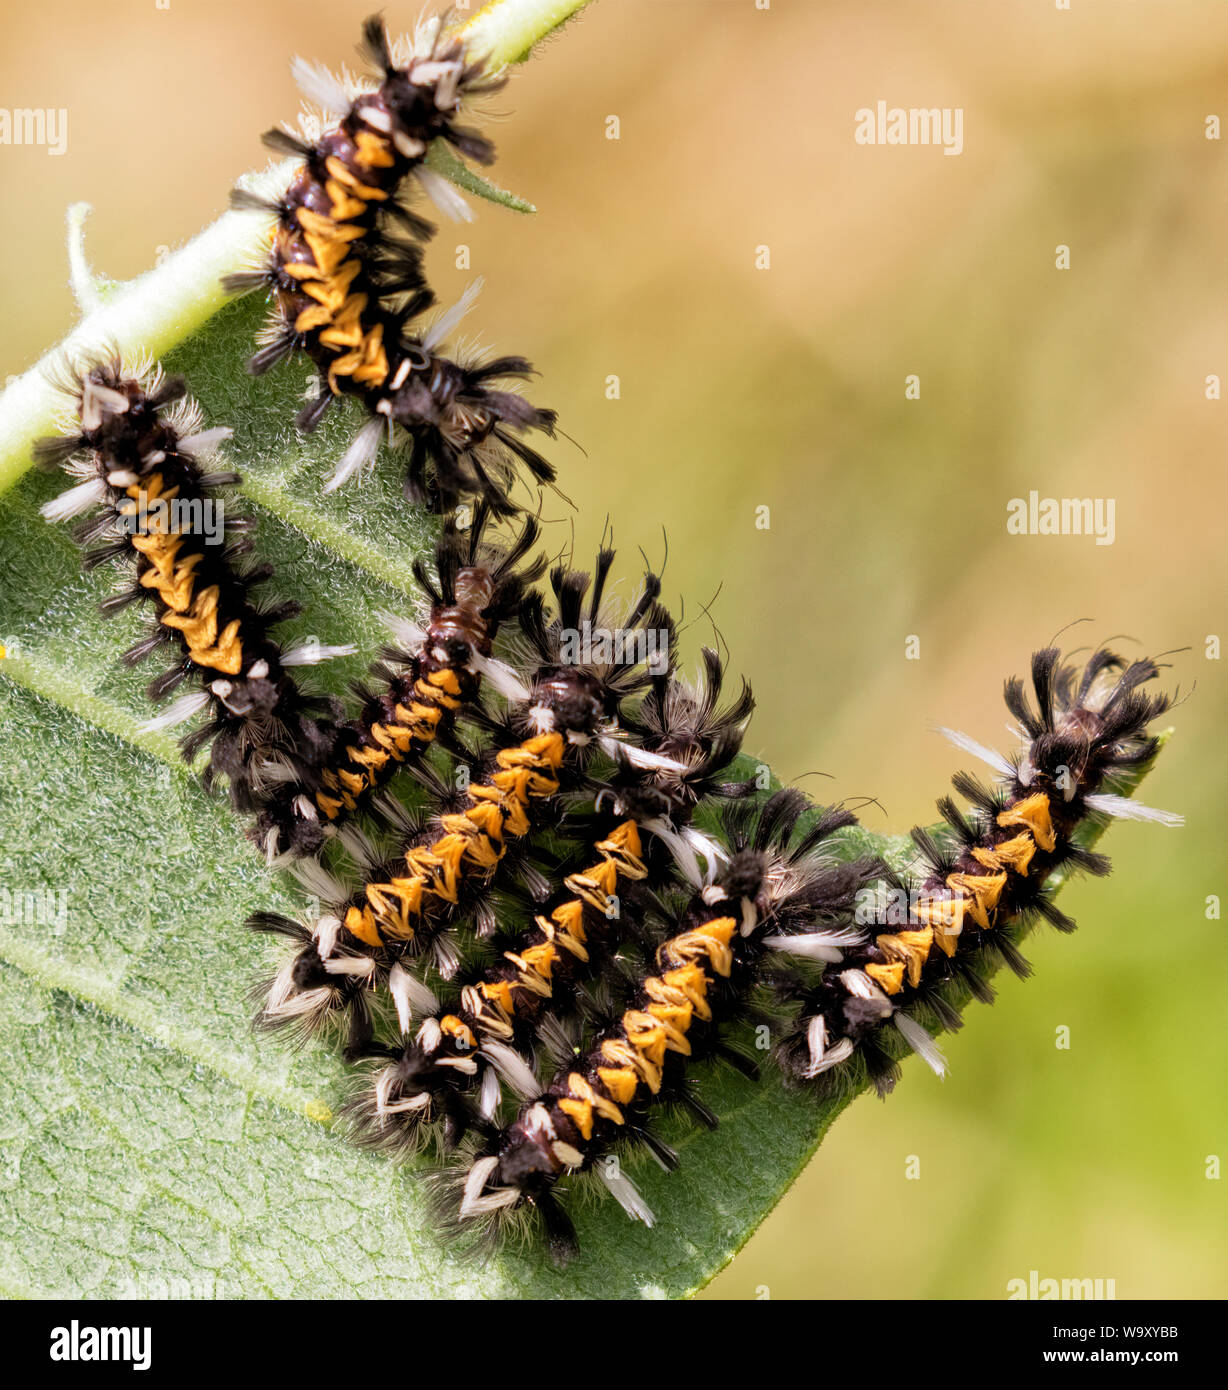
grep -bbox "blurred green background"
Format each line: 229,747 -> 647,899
1,0 -> 1224,1298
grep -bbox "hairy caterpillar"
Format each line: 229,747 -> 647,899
225,13 -> 557,515
448,789 -> 877,1260
775,647 -> 1182,1096
254,504 -> 546,861
34,355 -> 349,812
251,549 -> 680,1055
347,649 -> 757,1153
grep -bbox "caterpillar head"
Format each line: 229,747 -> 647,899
249,912 -> 374,1055
1010,647 -> 1173,810
34,356 -> 191,477
347,1035 -> 485,1158
529,668 -> 607,738
449,1107 -> 581,1262
361,15 -> 502,162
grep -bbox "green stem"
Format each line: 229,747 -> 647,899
0,0 -> 598,497
458,0 -> 595,64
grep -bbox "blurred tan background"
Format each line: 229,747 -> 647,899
2,0 -> 1225,1298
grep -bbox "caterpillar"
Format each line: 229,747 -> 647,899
347,649 -> 757,1153
34,355 -> 349,813
775,646 -> 1182,1096
251,549 -> 680,1054
225,13 -> 557,515
447,788 -> 877,1261
253,504 -> 546,861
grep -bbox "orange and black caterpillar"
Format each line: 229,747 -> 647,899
225,13 -> 557,515
34,356 -> 348,814
254,505 -> 546,861
346,650 -> 757,1153
251,550 -> 679,1055
775,647 -> 1182,1096
448,789 -> 877,1261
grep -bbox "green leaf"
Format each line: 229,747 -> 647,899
0,0 -> 1169,1299
425,142 -> 538,214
